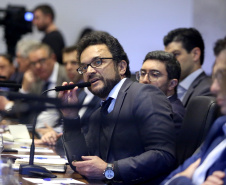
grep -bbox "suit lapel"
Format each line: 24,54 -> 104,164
105,79 -> 133,160
200,116 -> 226,162
182,72 -> 206,107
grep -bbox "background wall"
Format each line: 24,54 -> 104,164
0,0 -> 225,75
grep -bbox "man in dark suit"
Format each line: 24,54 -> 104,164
136,50 -> 185,134
161,43 -> 226,185
39,45 -> 100,145
164,28 -> 212,108
60,31 -> 176,184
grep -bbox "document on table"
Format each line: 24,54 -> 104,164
23,177 -> 86,184
11,147 -> 54,153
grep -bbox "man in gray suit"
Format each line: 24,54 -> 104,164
60,31 -> 176,184
20,43 -> 68,132
164,28 -> 212,108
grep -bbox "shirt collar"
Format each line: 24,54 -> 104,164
179,68 -> 203,90
48,62 -> 59,83
108,78 -> 127,100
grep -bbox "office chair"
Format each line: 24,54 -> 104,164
176,96 -> 221,166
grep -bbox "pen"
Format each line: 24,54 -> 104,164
20,146 -> 47,149
34,157 -> 47,159
43,178 -> 73,181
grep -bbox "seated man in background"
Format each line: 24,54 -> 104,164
161,37 -> 226,185
15,39 -> 40,73
0,54 -> 23,92
20,43 -> 68,135
136,50 -> 185,134
60,31 -> 176,184
39,45 -> 100,145
164,28 -> 212,108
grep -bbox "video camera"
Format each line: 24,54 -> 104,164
0,5 -> 33,56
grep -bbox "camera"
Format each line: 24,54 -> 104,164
0,5 -> 33,56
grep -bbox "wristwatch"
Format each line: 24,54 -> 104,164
104,163 -> 114,179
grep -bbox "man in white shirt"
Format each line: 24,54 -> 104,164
164,28 -> 212,108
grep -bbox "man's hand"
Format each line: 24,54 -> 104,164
201,171 -> 225,185
36,123 -> 53,136
176,158 -> 201,179
22,69 -> 36,92
58,82 -> 79,118
72,156 -> 107,179
41,130 -> 62,145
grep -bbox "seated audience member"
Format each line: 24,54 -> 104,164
136,50 -> 185,133
160,38 -> 226,185
214,36 -> 226,61
59,31 -> 176,184
0,54 -> 23,91
39,45 -> 100,145
15,39 -> 40,73
20,43 -> 68,134
164,28 -> 212,108
33,4 -> 65,64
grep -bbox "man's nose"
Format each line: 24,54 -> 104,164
142,74 -> 150,84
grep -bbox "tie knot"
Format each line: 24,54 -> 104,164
101,97 -> 113,115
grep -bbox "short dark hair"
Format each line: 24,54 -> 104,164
163,28 -> 205,65
213,36 -> 226,56
62,45 -> 78,54
77,31 -> 131,78
143,50 -> 181,81
33,4 -> 55,21
0,54 -> 13,64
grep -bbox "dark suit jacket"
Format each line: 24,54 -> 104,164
63,79 -> 176,184
169,94 -> 185,134
182,72 -> 212,108
161,116 -> 226,185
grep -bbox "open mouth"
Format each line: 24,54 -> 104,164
90,78 -> 99,84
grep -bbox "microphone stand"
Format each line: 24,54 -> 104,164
19,99 -> 57,177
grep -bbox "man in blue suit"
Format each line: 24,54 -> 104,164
161,37 -> 226,185
136,50 -> 185,135
59,31 -> 176,184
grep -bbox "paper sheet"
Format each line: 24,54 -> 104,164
23,177 -> 86,184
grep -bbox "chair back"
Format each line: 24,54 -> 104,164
176,96 -> 221,166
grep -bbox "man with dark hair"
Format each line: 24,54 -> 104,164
33,4 -> 65,64
136,50 -> 185,133
0,54 -> 23,91
164,28 -> 212,108
39,45 -> 100,145
60,31 -> 176,184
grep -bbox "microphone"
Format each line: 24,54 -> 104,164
0,76 -> 6,79
55,82 -> 91,92
0,82 -> 21,89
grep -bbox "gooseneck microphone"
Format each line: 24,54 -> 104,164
55,82 -> 91,92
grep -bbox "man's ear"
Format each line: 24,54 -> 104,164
118,60 -> 127,76
191,47 -> 201,63
168,79 -> 178,91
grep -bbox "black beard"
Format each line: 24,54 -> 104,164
88,72 -> 121,99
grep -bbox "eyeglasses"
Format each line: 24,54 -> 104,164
77,57 -> 113,74
30,58 -> 48,67
135,70 -> 163,82
63,61 -> 80,66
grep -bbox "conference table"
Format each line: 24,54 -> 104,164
2,142 -> 106,185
